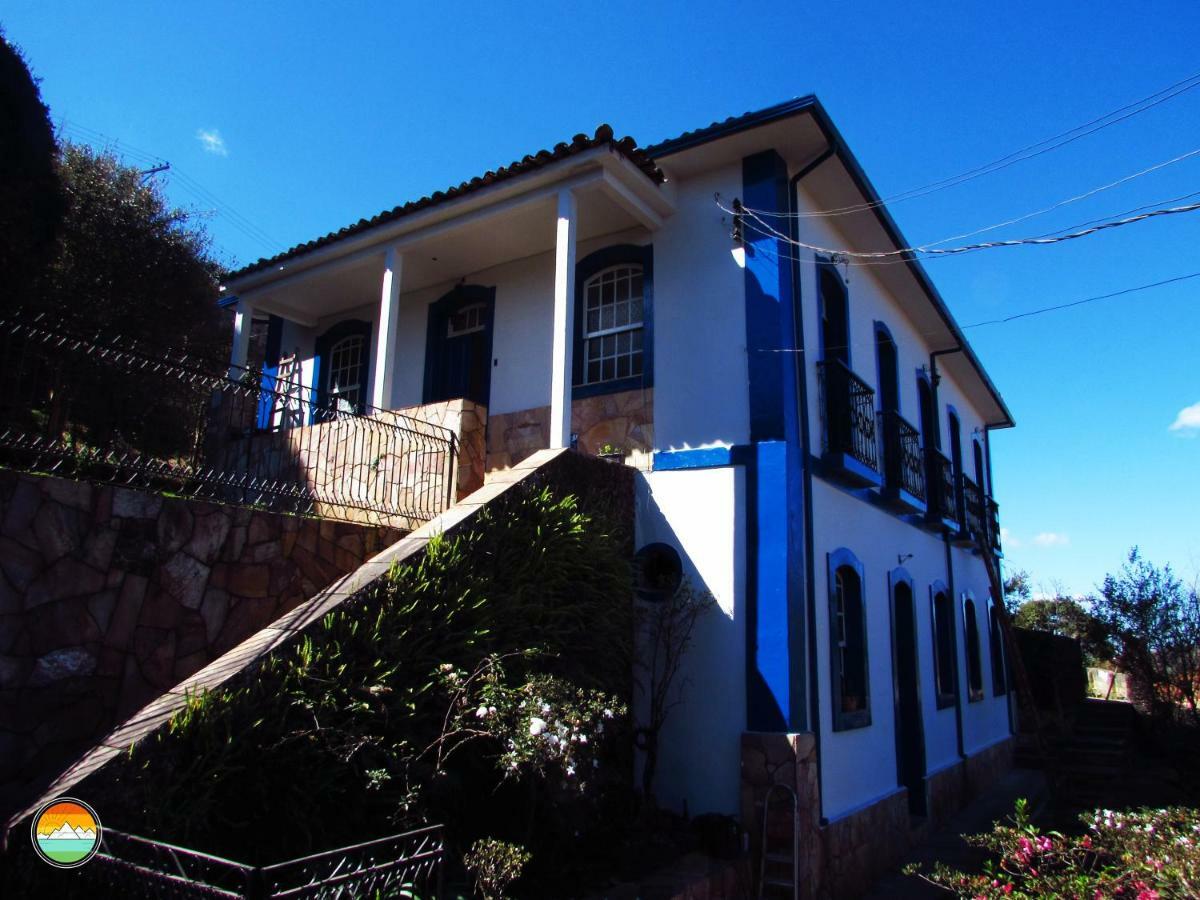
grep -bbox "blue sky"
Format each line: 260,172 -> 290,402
6,1 -> 1198,596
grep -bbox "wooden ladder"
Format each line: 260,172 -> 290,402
757,783 -> 799,899
978,542 -> 1058,785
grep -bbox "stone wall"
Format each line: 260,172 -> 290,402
391,398 -> 486,501
740,732 -> 1015,898
0,470 -> 401,819
485,388 -> 654,470
740,732 -> 822,900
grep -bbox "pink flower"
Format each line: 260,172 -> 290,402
1037,836 -> 1053,852
1136,891 -> 1159,900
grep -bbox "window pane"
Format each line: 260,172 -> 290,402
587,360 -> 600,383
615,302 -> 628,327
601,306 -> 614,330
617,276 -> 630,303
631,353 -> 643,375
603,334 -> 615,356
631,298 -> 643,324
631,273 -> 643,298
632,330 -> 643,351
587,284 -> 600,310
602,358 -> 615,381
587,310 -> 600,333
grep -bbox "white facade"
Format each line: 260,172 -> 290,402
223,99 -> 1015,828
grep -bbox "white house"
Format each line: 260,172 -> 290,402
221,97 -> 1016,897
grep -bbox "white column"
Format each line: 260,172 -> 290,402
372,247 -> 403,409
228,298 -> 255,378
550,190 -> 578,449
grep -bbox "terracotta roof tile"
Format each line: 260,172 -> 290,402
227,125 -> 662,281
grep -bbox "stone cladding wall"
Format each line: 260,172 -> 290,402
0,470 -> 401,819
739,732 -> 1015,898
485,388 -> 653,470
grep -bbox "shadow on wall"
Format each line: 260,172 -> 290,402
633,468 -> 746,818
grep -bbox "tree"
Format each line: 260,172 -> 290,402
7,143 -> 228,460
1003,568 -> 1032,614
31,142 -> 225,349
1011,596 -> 1114,667
1089,548 -> 1200,722
0,29 -> 65,301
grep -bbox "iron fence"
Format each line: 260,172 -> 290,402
923,447 -> 957,526
960,474 -> 985,544
80,826 -> 444,899
817,359 -> 879,473
0,315 -> 457,527
879,409 -> 925,501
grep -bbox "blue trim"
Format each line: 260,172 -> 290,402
572,244 -> 653,399
746,441 -> 797,730
827,547 -> 870,731
652,446 -> 734,470
741,150 -> 808,733
217,294 -> 239,309
816,261 -> 850,368
255,315 -> 284,429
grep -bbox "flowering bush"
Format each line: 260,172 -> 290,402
432,653 -> 625,792
907,799 -> 1200,898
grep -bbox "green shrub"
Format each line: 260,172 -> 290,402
464,838 -> 532,900
80,484 -> 633,884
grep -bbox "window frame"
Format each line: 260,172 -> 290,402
930,583 -> 958,710
962,593 -> 985,703
572,244 -> 654,399
989,602 -> 1008,696
828,547 -> 871,731
313,319 -> 372,421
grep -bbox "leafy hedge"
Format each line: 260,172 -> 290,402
77,483 -> 634,892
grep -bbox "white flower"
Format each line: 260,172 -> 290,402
546,734 -> 559,746
541,703 -> 551,714
578,734 -> 588,744
602,709 -> 614,719
529,717 -> 547,736
488,706 -> 497,716
565,764 -> 575,777
475,705 -> 489,718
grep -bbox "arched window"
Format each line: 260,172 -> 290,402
989,604 -> 1007,695
973,438 -> 987,496
314,319 -> 372,420
573,245 -> 653,397
819,265 -> 849,366
328,335 -> 366,413
931,587 -> 957,709
829,549 -> 870,730
917,375 -> 937,449
874,324 -> 899,413
963,596 -> 984,702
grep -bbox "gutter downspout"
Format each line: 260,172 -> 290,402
930,347 -> 967,761
790,148 -> 834,821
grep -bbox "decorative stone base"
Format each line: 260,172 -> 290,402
485,388 -> 654,470
739,733 -> 1016,899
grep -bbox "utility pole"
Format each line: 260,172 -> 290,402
139,162 -> 170,184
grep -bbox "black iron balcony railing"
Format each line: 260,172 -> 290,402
960,474 -> 985,543
879,410 -> 925,502
923,447 -> 957,526
818,359 -> 879,477
987,497 -> 1003,555
0,314 -> 458,527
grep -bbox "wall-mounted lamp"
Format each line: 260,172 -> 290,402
898,553 -> 914,565
730,198 -> 746,268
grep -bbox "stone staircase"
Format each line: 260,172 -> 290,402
1054,699 -> 1137,809
2,448 -> 599,842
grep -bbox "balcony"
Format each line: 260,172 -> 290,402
879,410 -> 926,513
987,498 -> 1003,557
817,360 -> 882,487
957,474 -> 985,546
923,447 -> 958,530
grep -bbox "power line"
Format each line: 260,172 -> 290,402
748,269 -> 1200,357
727,197 -> 1200,260
57,119 -> 285,256
961,271 -> 1200,328
752,69 -> 1200,220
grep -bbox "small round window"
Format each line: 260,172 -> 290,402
633,542 -> 683,602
